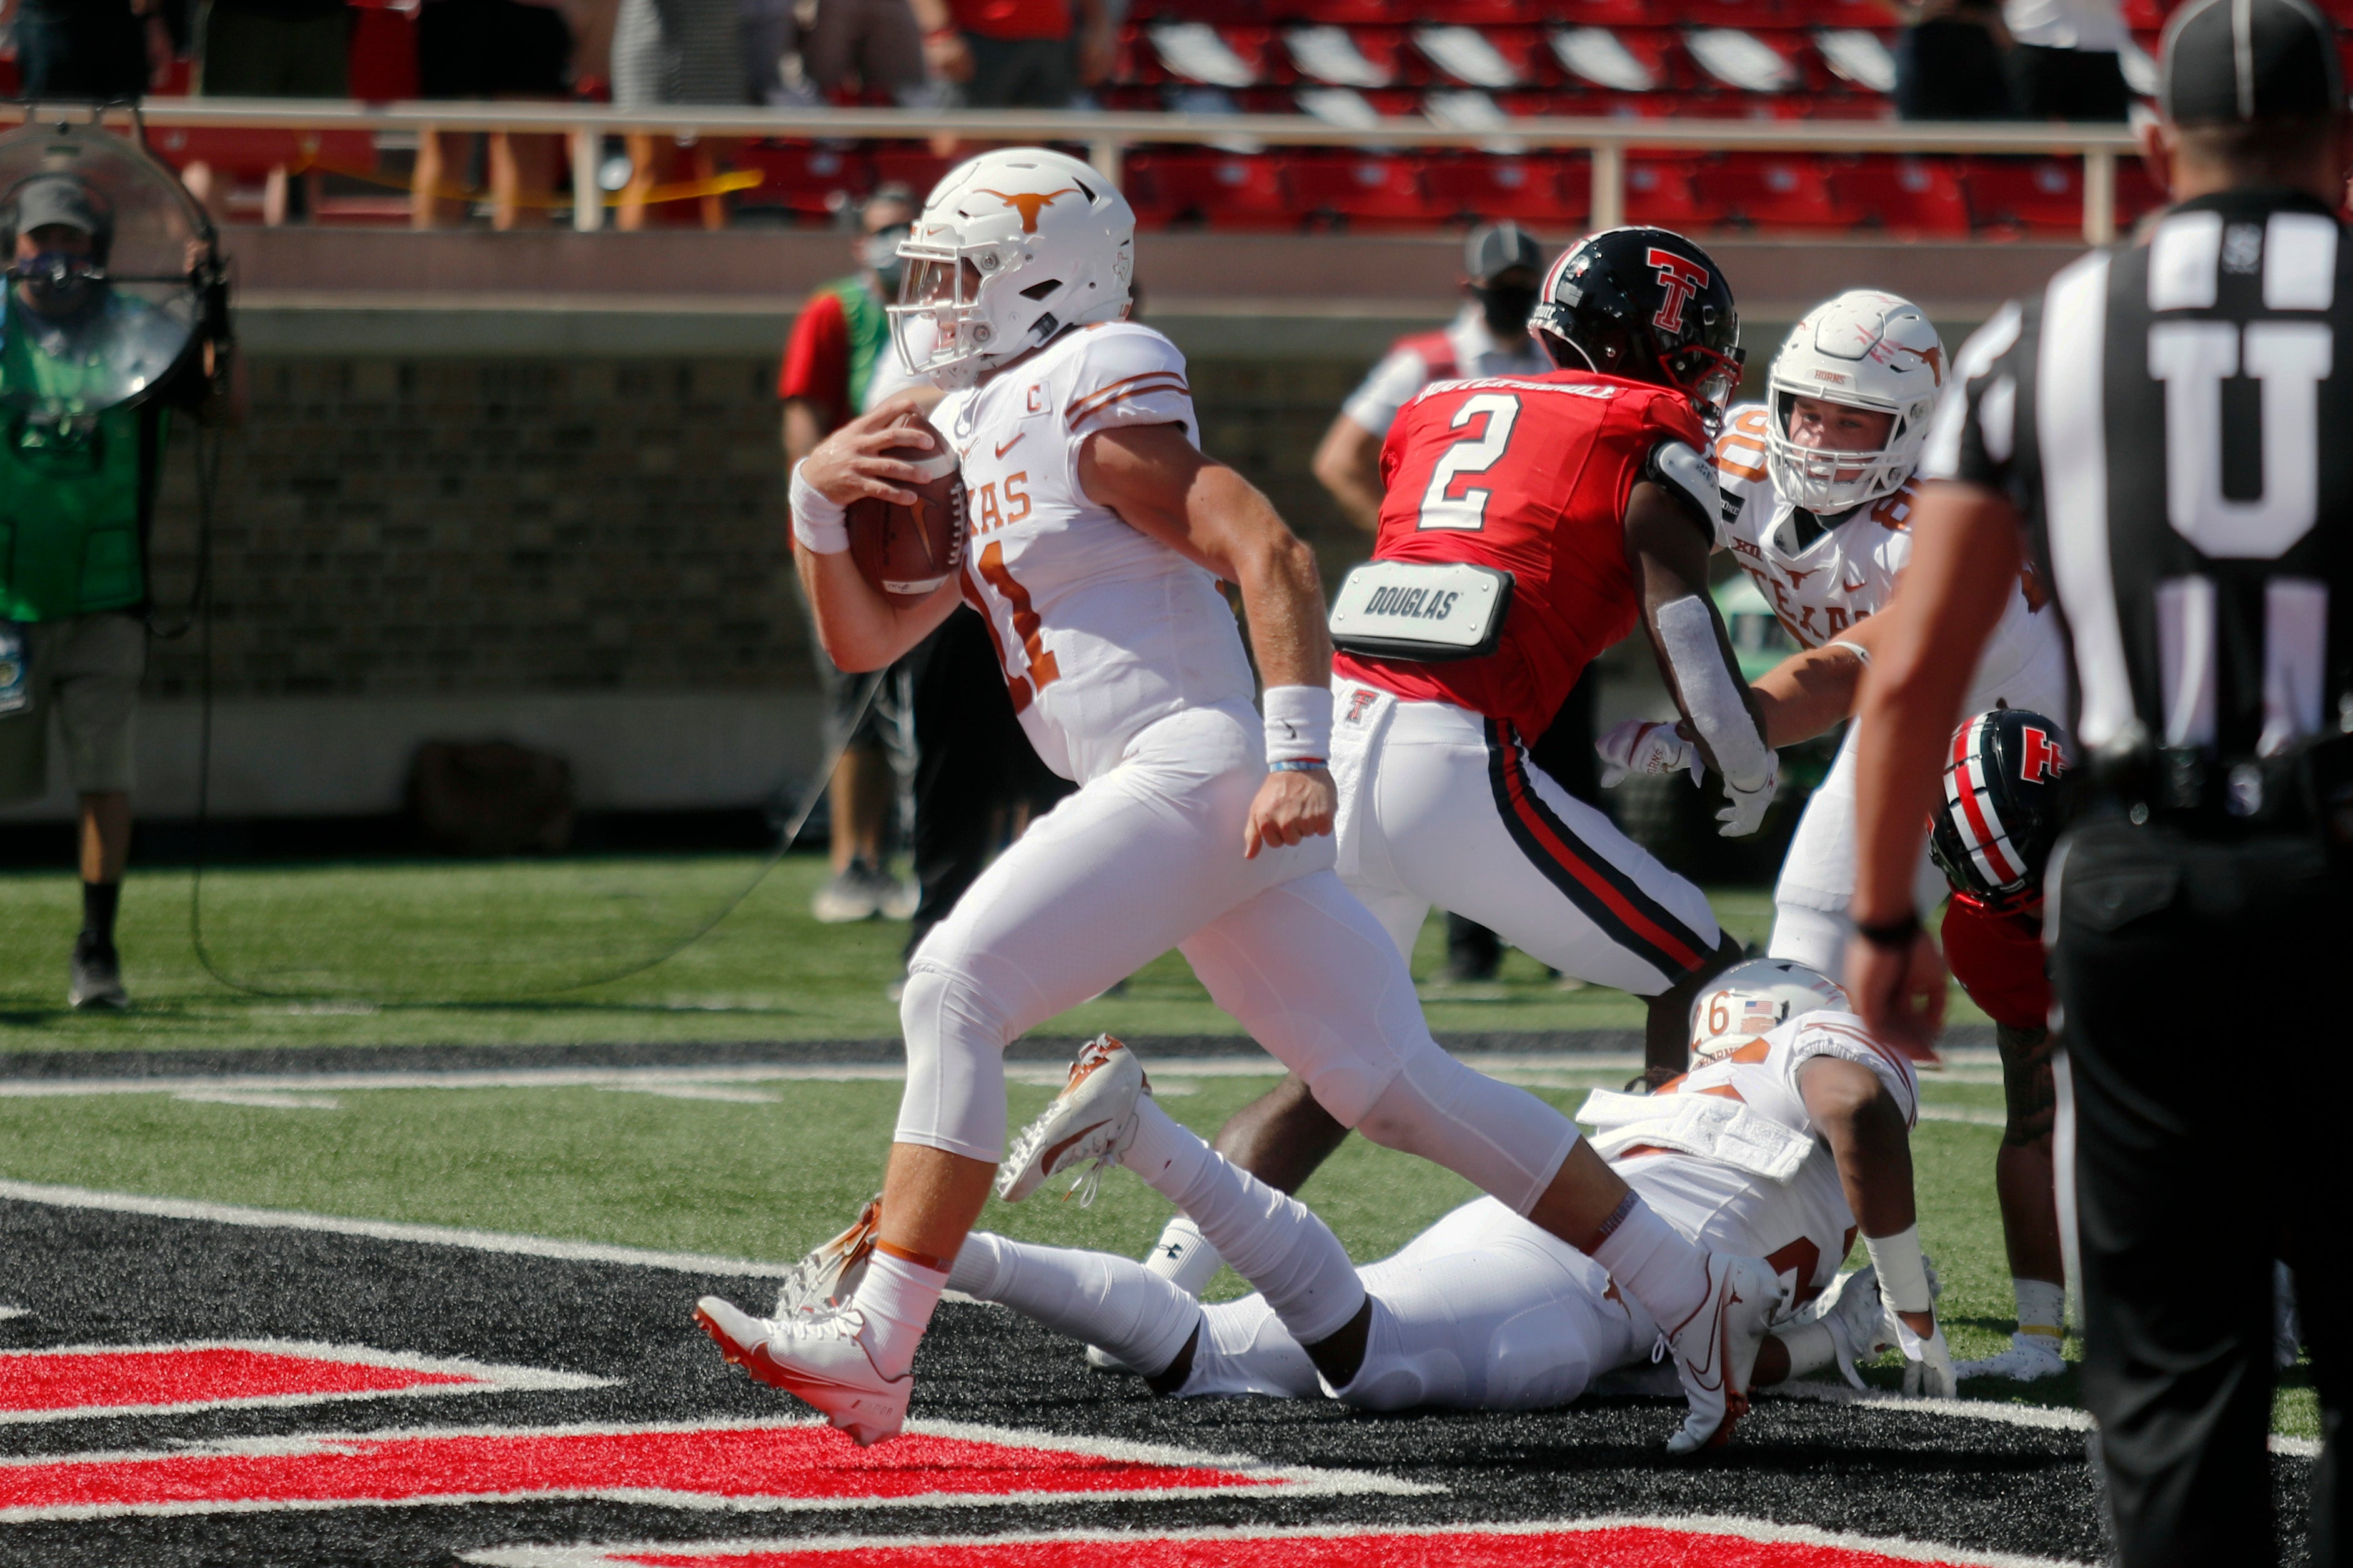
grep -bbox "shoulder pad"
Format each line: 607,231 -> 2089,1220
1644,438 -> 1720,533
1063,325 -> 1193,437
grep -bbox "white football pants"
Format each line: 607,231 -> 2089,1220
1331,688 -> 1724,996
897,701 -> 1579,1213
1766,725 -> 1949,975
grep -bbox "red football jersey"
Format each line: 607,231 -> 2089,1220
1333,370 -> 1708,739
1939,894 -> 2050,1033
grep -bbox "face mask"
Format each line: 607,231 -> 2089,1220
862,224 -> 910,293
14,251 -> 99,319
1478,284 -> 1538,339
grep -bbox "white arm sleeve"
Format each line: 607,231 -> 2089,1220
1654,594 -> 1773,791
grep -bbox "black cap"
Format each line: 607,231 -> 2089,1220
7,174 -> 107,240
2161,0 -> 2344,125
1465,221 -> 1544,284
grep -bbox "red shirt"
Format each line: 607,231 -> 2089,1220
777,290 -> 853,432
950,0 -> 1068,41
1333,370 -> 1708,740
1940,893 -> 2050,1033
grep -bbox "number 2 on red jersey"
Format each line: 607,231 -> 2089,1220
1416,392 -> 1521,532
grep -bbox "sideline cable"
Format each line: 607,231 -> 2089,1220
182,423 -> 886,1003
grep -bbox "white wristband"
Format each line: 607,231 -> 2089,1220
1829,638 -> 1871,667
1656,593 -> 1774,792
1262,683 -> 1333,764
1864,1224 -> 1933,1316
790,461 -> 850,555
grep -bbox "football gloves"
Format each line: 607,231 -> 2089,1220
1715,752 -> 1780,838
1598,719 -> 1701,788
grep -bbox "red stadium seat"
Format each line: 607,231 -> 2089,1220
1550,26 -> 1686,92
347,1 -> 419,101
1555,0 -> 1657,24
1285,25 -> 1414,86
1776,0 -> 1889,25
1271,0 -> 1405,22
1413,25 -> 1552,87
1146,22 -> 1281,86
1425,153 -> 1590,224
1285,152 -> 1436,223
146,126 -> 379,183
1836,155 -> 1971,236
1962,156 -> 2088,234
1623,153 -> 1708,227
1417,0 -> 1538,25
872,147 -> 958,197
1694,152 -> 1850,229
1675,0 -> 1790,29
1683,26 -> 1816,93
1127,149 -> 1292,226
734,144 -> 872,216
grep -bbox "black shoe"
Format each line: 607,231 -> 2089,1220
69,935 -> 128,1011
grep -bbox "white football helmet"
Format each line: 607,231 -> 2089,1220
1764,289 -> 1945,516
1688,958 -> 1849,1066
889,147 -> 1134,390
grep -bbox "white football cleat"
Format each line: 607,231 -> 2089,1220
1956,1331 -> 2067,1383
997,1035 -> 1148,1206
1663,1253 -> 1784,1456
1808,1264 -> 1894,1389
773,1194 -> 883,1319
695,1296 -> 911,1447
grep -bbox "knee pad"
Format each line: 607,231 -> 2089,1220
894,961 -> 1017,1163
1355,1046 -> 1577,1215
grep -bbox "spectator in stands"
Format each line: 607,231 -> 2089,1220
2002,0 -> 2132,120
7,0 -> 169,100
1312,221 -> 1550,988
412,0 -> 577,230
781,187 -> 925,924
187,0 -> 350,228
907,0 -> 1112,108
1887,0 -> 2014,121
748,0 -> 933,107
612,0 -> 740,229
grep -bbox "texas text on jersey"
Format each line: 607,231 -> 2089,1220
938,320 -> 1256,785
1336,370 -> 1711,741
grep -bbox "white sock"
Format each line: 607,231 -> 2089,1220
1143,1216 -> 1225,1298
1124,1099 -> 1365,1345
2014,1277 -> 2066,1341
850,1248 -> 949,1381
949,1230 -> 1200,1377
1588,1195 -> 1709,1333
1772,1319 -> 1836,1381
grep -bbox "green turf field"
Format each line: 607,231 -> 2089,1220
0,852 -> 1991,1053
0,851 -> 2306,1434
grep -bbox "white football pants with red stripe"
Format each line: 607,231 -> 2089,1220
1330,686 -> 1723,996
897,700 -> 1578,1213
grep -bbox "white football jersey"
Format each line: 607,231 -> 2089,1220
933,323 -> 1258,783
1711,402 -> 2067,716
1608,1008 -> 1919,1316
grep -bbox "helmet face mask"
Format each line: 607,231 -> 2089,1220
1764,290 -> 1944,516
887,148 -> 1134,391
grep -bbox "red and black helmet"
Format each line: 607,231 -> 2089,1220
1528,226 -> 1744,420
1929,708 -> 2073,910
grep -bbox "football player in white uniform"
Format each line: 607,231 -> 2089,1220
855,960 -> 1949,1414
693,148 -> 1779,1456
1599,290 -> 2067,976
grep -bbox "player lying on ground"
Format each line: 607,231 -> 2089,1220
695,148 -> 1781,1455
1601,290 -> 2067,981
766,963 -> 1951,1414
1122,226 -> 1774,1322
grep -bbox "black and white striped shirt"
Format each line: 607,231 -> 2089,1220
1924,189 -> 2353,820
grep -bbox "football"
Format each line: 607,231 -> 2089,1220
846,409 -> 967,605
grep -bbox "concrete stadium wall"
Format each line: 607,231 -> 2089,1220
0,227 -> 2079,824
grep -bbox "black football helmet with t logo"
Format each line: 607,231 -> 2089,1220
1929,708 -> 2073,910
1528,226 -> 1744,424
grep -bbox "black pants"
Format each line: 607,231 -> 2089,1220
16,1 -> 147,100
1446,668 -> 1601,977
1894,17 -> 2011,121
2007,43 -> 2132,122
2051,819 -> 2349,1565
902,607 -> 1073,961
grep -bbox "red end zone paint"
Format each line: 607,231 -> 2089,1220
0,1419 -> 1421,1522
0,1342 -> 609,1425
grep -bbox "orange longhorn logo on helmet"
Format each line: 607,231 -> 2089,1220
976,187 -> 1080,234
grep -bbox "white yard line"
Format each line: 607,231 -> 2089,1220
0,1180 -> 788,1278
172,1091 -> 342,1111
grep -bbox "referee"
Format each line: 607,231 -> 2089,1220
1843,1 -> 2353,1559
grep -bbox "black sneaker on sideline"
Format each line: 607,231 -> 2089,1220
69,934 -> 128,1011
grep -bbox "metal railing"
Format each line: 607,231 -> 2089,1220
92,98 -> 2144,243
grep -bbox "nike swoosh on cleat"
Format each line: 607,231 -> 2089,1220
1039,1119 -> 1112,1174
